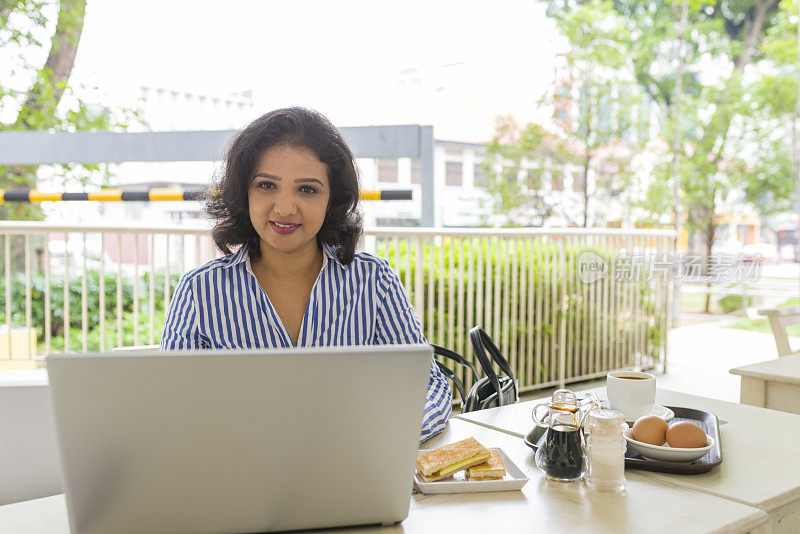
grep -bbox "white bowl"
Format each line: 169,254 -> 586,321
624,428 -> 714,463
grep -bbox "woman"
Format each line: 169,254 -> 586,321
160,107 -> 451,441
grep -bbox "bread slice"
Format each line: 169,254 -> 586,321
418,471 -> 455,483
468,448 -> 505,480
416,437 -> 491,480
417,454 -> 494,482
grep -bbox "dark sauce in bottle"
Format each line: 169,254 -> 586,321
541,424 -> 584,480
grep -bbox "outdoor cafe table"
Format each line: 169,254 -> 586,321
0,418 -> 770,534
454,387 -> 800,534
730,352 -> 800,415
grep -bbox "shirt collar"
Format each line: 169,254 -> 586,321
322,242 -> 346,270
225,244 -> 250,269
225,242 -> 346,271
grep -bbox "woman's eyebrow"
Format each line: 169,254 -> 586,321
253,172 -> 280,180
296,178 -> 325,186
253,173 -> 324,186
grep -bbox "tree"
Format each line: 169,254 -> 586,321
480,117 -> 559,227
550,0 -> 644,227
0,0 -> 122,221
760,0 -> 800,262
6,0 -> 86,129
482,1 -> 644,227
543,0 -> 798,310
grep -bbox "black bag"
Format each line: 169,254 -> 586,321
462,326 -> 518,412
431,326 -> 518,413
431,344 -> 477,408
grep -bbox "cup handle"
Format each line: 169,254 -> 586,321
531,403 -> 549,427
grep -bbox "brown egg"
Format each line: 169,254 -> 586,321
666,421 -> 707,448
632,415 -> 668,445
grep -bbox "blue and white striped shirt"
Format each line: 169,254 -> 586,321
160,242 -> 451,441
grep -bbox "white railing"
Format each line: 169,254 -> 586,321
0,221 -> 675,393
369,228 -> 675,393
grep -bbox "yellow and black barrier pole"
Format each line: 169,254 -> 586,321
0,189 -> 412,203
358,190 -> 413,201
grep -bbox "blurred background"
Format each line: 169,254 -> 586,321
0,0 -> 798,400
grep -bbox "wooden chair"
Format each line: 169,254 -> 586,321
758,306 -> 800,357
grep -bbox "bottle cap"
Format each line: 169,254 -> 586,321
586,409 -> 627,431
550,388 -> 578,410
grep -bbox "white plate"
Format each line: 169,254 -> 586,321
414,448 -> 529,494
624,429 -> 714,463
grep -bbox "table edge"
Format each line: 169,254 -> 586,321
729,367 -> 800,384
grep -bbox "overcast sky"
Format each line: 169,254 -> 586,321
69,0 -> 563,141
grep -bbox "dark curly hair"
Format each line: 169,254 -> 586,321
206,107 -> 363,264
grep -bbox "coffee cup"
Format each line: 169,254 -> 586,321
606,371 -> 656,421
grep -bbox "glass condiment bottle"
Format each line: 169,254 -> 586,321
532,389 -> 587,482
584,409 -> 628,492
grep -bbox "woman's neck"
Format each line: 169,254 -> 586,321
251,240 -> 324,281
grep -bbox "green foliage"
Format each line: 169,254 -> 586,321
717,294 -> 754,314
727,297 -> 800,336
761,0 -> 799,66
0,1 -> 52,63
0,270 -> 180,351
480,119 -> 560,227
377,237 -> 666,387
49,309 -> 168,352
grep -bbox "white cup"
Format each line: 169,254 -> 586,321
606,371 -> 656,421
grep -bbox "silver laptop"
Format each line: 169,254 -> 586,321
46,344 -> 433,534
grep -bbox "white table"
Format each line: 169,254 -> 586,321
455,388 -> 800,533
0,418 -> 770,533
730,353 -> 800,414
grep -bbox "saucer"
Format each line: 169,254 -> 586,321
624,405 -> 674,423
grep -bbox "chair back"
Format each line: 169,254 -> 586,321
758,306 -> 800,357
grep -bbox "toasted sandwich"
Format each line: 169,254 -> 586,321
416,437 -> 491,482
467,448 -> 506,480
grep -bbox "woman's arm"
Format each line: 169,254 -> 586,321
160,274 -> 208,350
374,260 -> 452,442
418,359 -> 453,442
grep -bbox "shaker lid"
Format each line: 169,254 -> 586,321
586,409 -> 627,430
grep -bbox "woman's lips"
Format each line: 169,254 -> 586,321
270,221 -> 300,234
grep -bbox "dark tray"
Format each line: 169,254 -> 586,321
523,406 -> 723,475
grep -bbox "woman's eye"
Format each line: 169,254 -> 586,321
300,185 -> 319,194
257,181 -> 276,190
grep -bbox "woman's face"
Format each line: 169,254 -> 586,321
248,144 -> 331,258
